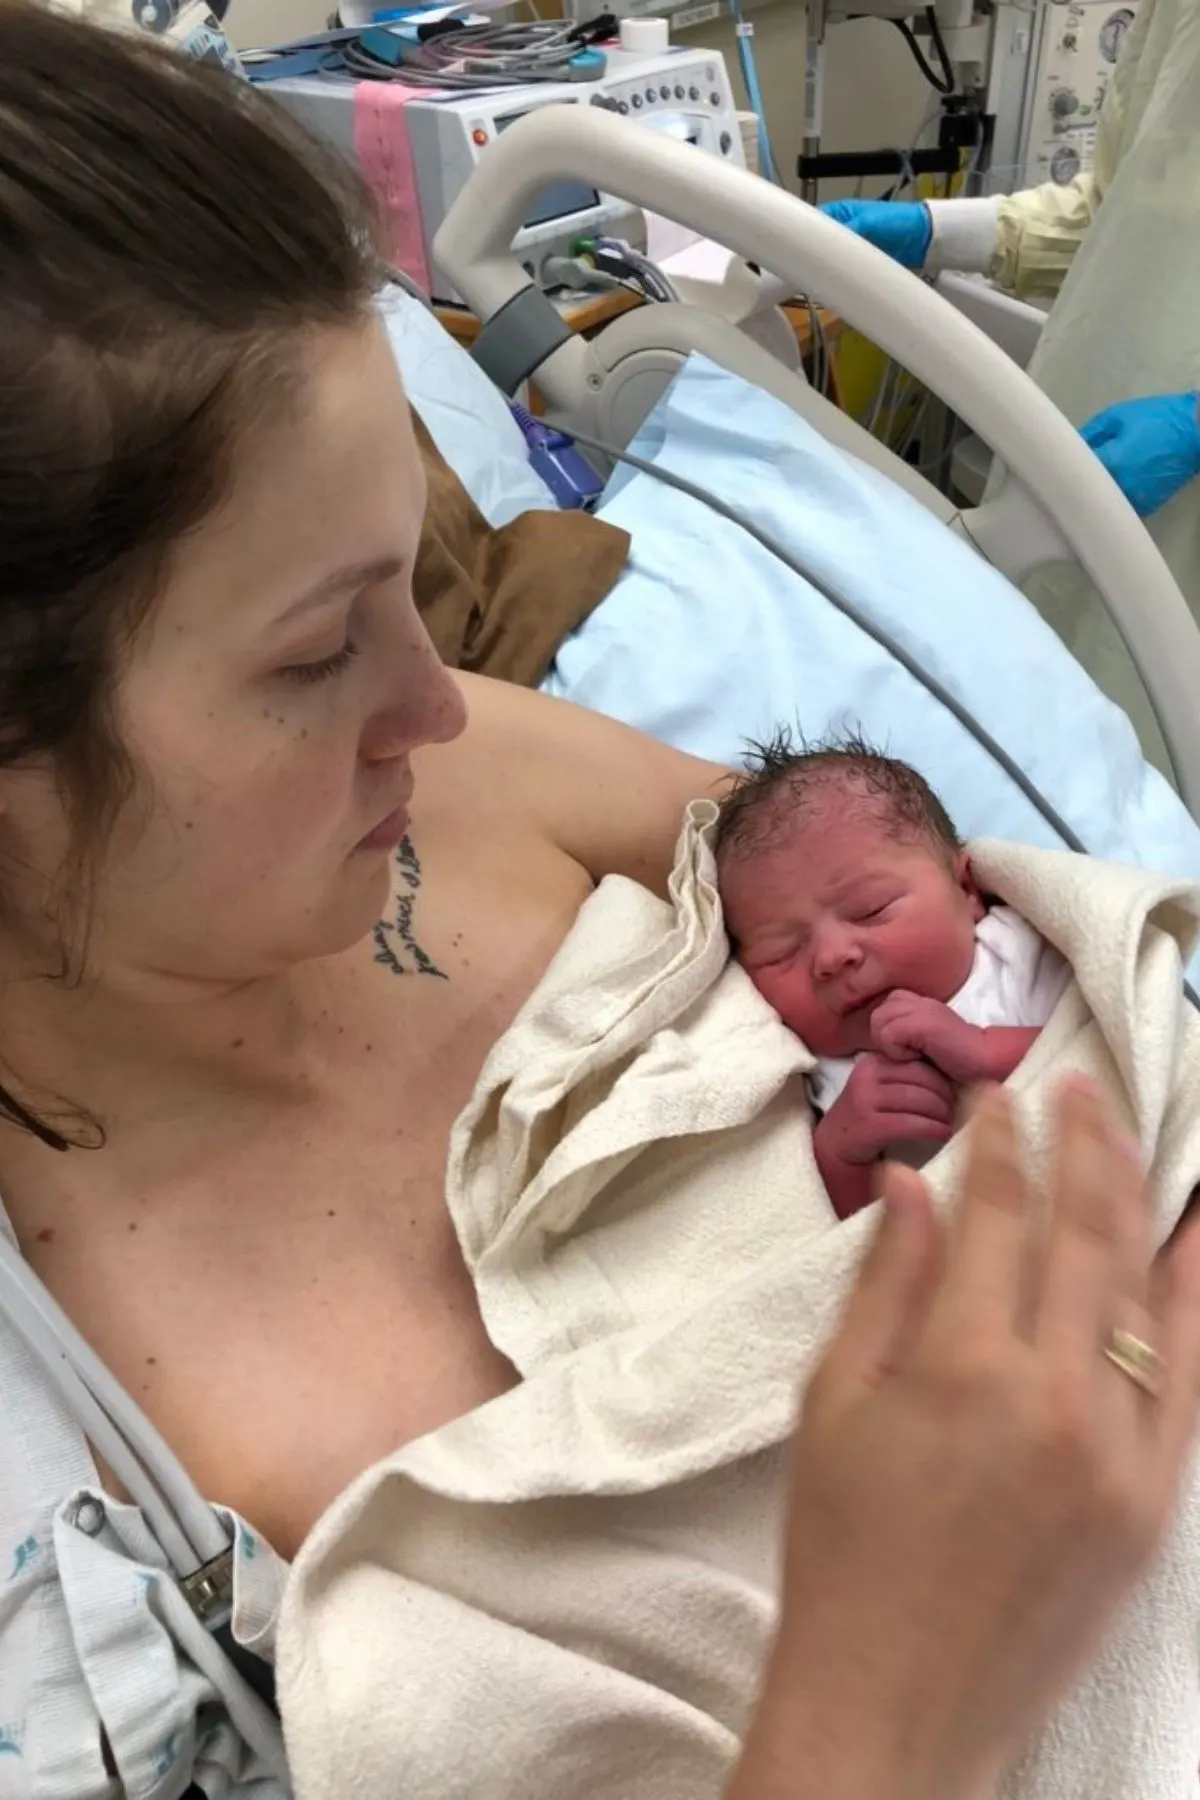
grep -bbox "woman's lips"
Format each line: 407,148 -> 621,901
355,804 -> 410,853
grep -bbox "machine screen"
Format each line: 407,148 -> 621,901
495,110 -> 600,226
654,112 -> 703,148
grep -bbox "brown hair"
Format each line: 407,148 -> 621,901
715,727 -> 961,864
0,4 -> 383,1146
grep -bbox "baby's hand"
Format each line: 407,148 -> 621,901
814,1056 -> 959,1218
871,990 -> 989,1084
817,1053 -> 957,1166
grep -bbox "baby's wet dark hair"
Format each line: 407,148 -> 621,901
715,728 -> 961,864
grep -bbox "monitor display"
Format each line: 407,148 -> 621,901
495,109 -> 601,227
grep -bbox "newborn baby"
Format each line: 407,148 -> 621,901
716,736 -> 1069,1220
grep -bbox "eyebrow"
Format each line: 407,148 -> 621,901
831,873 -> 900,900
277,556 -> 405,624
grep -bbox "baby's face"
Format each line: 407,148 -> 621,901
720,808 -> 983,1057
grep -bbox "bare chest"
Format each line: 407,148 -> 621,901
15,1059 -> 504,1557
8,841 -> 592,1558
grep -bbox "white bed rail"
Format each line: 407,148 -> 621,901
435,105 -> 1200,819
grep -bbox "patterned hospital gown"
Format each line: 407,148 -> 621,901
0,1208 -> 292,1799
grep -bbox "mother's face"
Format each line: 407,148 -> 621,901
1,318 -> 466,984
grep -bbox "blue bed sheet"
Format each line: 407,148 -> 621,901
543,357 -> 1200,912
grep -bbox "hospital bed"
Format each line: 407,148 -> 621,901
9,99 -> 1200,1796
431,103 -> 1200,824
933,273 -> 1050,501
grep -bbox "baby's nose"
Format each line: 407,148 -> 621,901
813,927 -> 862,978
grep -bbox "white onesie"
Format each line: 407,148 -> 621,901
809,905 -> 1071,1133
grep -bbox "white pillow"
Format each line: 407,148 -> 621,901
376,286 -> 557,526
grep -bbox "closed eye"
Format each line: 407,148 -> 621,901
281,640 -> 360,686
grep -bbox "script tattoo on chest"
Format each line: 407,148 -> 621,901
372,837 -> 448,980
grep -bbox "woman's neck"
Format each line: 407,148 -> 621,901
0,946 -> 344,1142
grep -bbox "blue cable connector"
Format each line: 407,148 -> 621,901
508,401 -> 606,510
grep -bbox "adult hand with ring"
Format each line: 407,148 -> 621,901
1104,1326 -> 1163,1396
730,1080 -> 1200,1800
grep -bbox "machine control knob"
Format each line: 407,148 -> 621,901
674,83 -> 685,97
631,93 -> 642,107
689,84 -> 699,99
1051,86 -> 1079,116
719,130 -> 732,153
709,90 -> 720,105
618,99 -> 629,112
1050,143 -> 1081,181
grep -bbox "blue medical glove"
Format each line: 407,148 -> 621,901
1078,391 -> 1200,519
819,199 -> 933,271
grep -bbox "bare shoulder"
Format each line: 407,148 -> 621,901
421,674 -> 732,896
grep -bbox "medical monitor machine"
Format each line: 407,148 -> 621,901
268,46 -> 742,305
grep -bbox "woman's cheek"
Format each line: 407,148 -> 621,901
222,729 -> 350,858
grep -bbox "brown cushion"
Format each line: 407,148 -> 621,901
412,410 -> 630,688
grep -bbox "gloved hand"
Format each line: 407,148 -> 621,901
819,199 -> 932,271
1078,391 -> 1200,519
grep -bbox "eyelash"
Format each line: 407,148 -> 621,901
283,641 -> 360,686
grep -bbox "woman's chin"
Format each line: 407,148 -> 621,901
308,857 -> 395,963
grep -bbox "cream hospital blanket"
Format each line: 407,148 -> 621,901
278,803 -> 1200,1800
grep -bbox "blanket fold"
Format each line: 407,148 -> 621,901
412,412 -> 629,685
278,803 -> 1200,1800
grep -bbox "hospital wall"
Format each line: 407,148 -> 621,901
679,10 -> 932,199
225,0 -> 932,195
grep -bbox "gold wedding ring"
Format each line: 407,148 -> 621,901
1103,1328 -> 1164,1400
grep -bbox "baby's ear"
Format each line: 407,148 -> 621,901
955,849 -> 986,922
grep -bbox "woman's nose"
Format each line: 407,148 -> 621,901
360,615 -> 467,764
